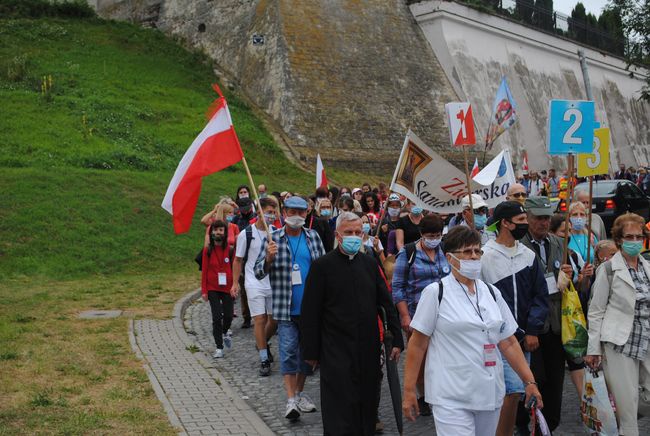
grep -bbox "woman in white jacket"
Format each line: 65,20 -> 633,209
586,213 -> 650,436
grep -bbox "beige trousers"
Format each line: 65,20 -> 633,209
603,343 -> 650,436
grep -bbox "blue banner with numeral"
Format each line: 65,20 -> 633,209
547,100 -> 595,155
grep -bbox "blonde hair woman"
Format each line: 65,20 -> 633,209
567,201 -> 597,264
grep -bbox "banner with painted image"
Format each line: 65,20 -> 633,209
390,130 -> 516,214
485,77 -> 518,150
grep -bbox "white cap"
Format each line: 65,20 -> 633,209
461,194 -> 488,210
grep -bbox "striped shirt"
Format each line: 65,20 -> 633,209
613,265 -> 650,360
254,227 -> 325,322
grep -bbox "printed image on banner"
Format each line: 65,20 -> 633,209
547,99 -> 595,155
577,128 -> 610,177
445,102 -> 476,146
485,77 -> 518,150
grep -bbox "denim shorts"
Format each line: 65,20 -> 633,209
502,351 -> 531,395
278,318 -> 313,376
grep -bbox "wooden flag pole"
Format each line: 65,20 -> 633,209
241,156 -> 271,239
463,145 -> 475,230
561,154 -> 576,266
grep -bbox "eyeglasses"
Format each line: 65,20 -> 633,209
473,207 -> 488,215
511,192 -> 527,198
622,234 -> 645,241
451,248 -> 484,257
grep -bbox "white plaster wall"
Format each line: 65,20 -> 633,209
411,0 -> 650,171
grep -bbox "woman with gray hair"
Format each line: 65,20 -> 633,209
567,201 -> 598,265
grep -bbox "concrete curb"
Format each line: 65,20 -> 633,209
128,319 -> 187,435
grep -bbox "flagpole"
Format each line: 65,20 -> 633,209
583,175 -> 594,291
241,156 -> 271,239
561,154 -> 576,266
463,145 -> 475,230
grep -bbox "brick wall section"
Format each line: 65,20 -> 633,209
95,0 -> 461,172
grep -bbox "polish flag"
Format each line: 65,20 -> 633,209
522,151 -> 529,173
162,85 -> 244,234
470,158 -> 480,178
316,154 -> 328,188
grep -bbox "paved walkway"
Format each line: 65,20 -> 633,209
134,289 -> 650,435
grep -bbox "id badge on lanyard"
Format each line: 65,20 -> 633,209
484,344 -> 497,367
218,273 -> 227,286
291,264 -> 302,286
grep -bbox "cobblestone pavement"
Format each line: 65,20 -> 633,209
186,297 -> 650,435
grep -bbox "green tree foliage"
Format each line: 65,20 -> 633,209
516,0 -> 535,24
533,0 -> 555,31
609,0 -> 650,101
569,2 -> 589,44
598,6 -> 625,55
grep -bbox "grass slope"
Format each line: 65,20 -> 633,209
0,15 -> 335,434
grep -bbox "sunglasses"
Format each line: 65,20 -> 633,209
473,207 -> 488,215
511,192 -> 527,198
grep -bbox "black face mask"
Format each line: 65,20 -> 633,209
508,222 -> 529,240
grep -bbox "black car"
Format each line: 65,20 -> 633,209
558,180 -> 650,235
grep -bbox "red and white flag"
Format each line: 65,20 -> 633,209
470,158 -> 480,178
162,84 -> 244,234
445,102 -> 476,146
522,151 -> 529,173
316,154 -> 328,188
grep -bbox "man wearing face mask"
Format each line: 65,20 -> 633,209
392,214 -> 450,416
450,194 -> 492,245
254,196 -> 325,421
300,212 -> 403,435
481,201 -> 549,436
232,197 -> 278,376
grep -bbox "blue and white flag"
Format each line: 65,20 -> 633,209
485,77 -> 518,150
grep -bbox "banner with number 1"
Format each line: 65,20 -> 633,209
445,102 -> 476,146
577,128 -> 610,177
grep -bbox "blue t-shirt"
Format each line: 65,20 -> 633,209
287,233 -> 312,315
569,233 -> 597,264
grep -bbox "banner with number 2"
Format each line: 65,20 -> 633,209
577,128 -> 610,177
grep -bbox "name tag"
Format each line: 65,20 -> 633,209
545,273 -> 558,295
291,264 -> 302,286
218,273 -> 227,286
484,344 -> 497,367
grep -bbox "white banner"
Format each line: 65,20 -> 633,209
390,131 -> 516,214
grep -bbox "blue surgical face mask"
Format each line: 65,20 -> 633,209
411,207 -> 423,215
362,223 -> 371,234
226,215 -> 234,223
264,213 -> 276,225
341,236 -> 363,255
570,216 -> 585,231
622,240 -> 643,257
320,209 -> 332,217
474,214 -> 487,230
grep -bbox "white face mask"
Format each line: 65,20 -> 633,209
450,254 -> 482,280
285,215 -> 305,229
387,207 -> 400,217
423,238 -> 441,250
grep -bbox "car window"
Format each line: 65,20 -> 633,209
619,183 -> 634,199
629,183 -> 646,199
589,183 -> 617,196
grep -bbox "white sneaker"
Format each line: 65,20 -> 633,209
296,392 -> 316,413
212,348 -> 224,358
284,398 -> 300,420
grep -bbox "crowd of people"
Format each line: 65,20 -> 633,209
197,176 -> 650,435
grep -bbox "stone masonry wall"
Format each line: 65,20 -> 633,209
94,0 -> 461,173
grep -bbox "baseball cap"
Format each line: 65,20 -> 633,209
352,188 -> 362,195
525,196 -> 553,216
461,194 -> 488,210
487,201 -> 526,231
283,196 -> 308,210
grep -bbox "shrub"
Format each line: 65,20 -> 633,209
0,0 -> 96,19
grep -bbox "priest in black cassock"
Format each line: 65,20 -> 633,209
301,212 -> 403,436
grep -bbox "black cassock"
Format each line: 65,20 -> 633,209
301,249 -> 403,436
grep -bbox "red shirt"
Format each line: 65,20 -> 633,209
201,245 -> 233,296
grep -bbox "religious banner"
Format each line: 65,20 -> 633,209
485,77 -> 518,151
390,131 -> 516,213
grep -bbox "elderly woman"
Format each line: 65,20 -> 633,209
585,213 -> 650,436
567,201 -> 598,264
403,226 -> 542,434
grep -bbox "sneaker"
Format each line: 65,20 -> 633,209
226,329 -> 233,337
259,360 -> 271,377
212,348 -> 224,358
417,397 -> 432,416
296,392 -> 316,413
285,398 -> 300,421
223,334 -> 232,349
267,343 -> 274,363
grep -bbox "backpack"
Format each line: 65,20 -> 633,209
241,226 -> 254,267
436,279 -> 497,304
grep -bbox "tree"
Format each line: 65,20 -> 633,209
598,6 -> 625,55
516,0 -> 534,24
569,2 -> 588,44
609,0 -> 650,100
533,0 -> 555,31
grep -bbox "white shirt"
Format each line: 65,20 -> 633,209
410,275 -> 518,411
235,226 -> 271,293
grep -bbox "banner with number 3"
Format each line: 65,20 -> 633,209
577,128 -> 610,177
